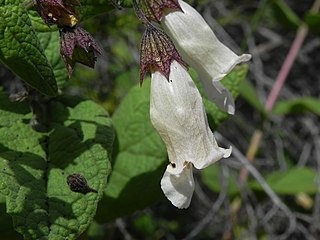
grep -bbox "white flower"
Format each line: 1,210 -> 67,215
150,60 -> 231,208
161,0 -> 251,114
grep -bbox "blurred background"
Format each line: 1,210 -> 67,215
1,0 -> 320,239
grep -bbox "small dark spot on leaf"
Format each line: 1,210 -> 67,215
67,173 -> 98,194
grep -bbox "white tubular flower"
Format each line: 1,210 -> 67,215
161,0 -> 251,114
150,60 -> 232,208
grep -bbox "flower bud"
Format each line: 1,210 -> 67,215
36,0 -> 80,27
67,173 -> 98,194
60,26 -> 102,77
140,24 -> 186,84
139,0 -> 182,22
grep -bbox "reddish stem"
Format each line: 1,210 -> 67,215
239,0 -> 320,182
264,25 -> 308,112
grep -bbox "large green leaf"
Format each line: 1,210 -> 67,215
0,0 -> 57,96
250,167 -> 317,194
0,93 -> 113,239
37,31 -> 68,89
273,97 -> 320,116
96,79 -> 167,222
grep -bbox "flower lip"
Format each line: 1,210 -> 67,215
160,163 -> 195,209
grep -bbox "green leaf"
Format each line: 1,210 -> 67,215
304,13 -> 320,36
28,10 -> 58,33
133,214 -> 158,236
0,1 -> 57,96
96,79 -> 167,222
37,31 -> 68,89
201,164 -> 240,196
273,97 -> 320,116
271,0 -> 302,29
200,64 -> 249,129
119,0 -> 133,8
0,194 -> 23,239
240,79 -> 266,116
250,167 -> 317,194
0,93 -> 113,239
79,0 -> 115,20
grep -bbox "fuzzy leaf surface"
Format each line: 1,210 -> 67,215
0,0 -> 57,96
96,80 -> 167,222
37,31 -> 68,89
0,93 -> 113,239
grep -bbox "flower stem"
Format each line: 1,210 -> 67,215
132,0 -> 152,26
264,25 -> 308,112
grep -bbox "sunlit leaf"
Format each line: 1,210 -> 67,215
0,93 -> 113,239
0,0 -> 57,96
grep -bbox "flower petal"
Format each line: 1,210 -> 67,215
160,163 -> 194,209
150,60 -> 231,173
161,0 -> 251,82
199,78 -> 235,115
161,0 -> 251,113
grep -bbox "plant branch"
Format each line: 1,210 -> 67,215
217,133 -> 296,239
239,0 -> 320,182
